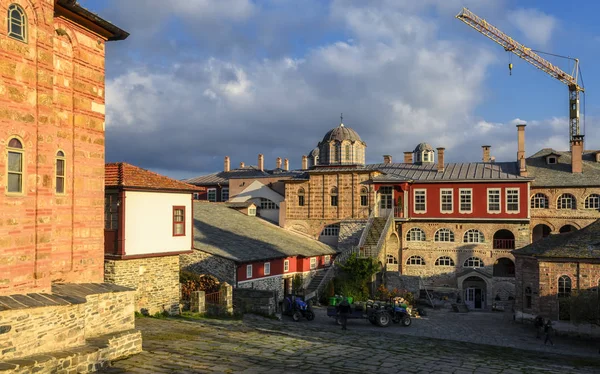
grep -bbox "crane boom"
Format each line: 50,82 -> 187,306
456,7 -> 584,141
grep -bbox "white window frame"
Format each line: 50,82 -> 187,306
435,256 -> 455,267
324,255 -> 331,266
221,187 -> 229,202
414,189 -> 426,213
434,228 -> 454,242
264,262 -> 270,276
246,264 -> 252,278
506,188 -> 520,213
459,188 -> 472,214
310,257 -> 317,270
248,207 -> 256,216
487,188 -> 501,214
557,194 -> 576,210
260,198 -> 278,209
530,193 -> 548,209
207,188 -> 217,202
406,256 -> 425,266
284,260 -> 289,272
463,257 -> 484,268
463,229 -> 484,243
585,194 -> 600,209
406,227 -> 426,242
321,224 -> 340,236
440,188 -> 453,214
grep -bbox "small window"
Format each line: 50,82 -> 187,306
192,192 -> 200,200
56,150 -> 65,194
360,187 -> 368,207
260,198 -> 278,209
463,229 -> 484,243
414,189 -> 426,213
207,188 -> 217,202
506,188 -> 519,212
557,194 -> 576,210
298,188 -> 305,206
221,187 -> 229,202
531,193 -> 549,209
321,224 -> 339,236
284,260 -> 289,272
386,254 -> 398,264
406,228 -> 426,242
585,194 -> 600,209
463,257 -> 484,268
488,189 -> 501,213
423,152 -> 429,162
264,262 -> 270,276
548,156 -> 557,164
7,4 -> 27,43
345,144 -> 351,162
459,189 -> 472,213
7,137 -> 24,193
435,256 -> 455,266
440,189 -> 453,213
324,255 -> 331,266
248,206 -> 256,216
330,187 -> 338,207
104,194 -> 119,230
173,206 -> 185,236
406,255 -> 425,265
246,264 -> 252,278
434,228 -> 454,242
310,257 -> 317,269
558,275 -> 571,298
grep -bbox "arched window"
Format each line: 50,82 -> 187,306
406,228 -> 425,242
386,254 -> 398,264
435,256 -> 455,266
330,187 -> 338,207
7,4 -> 27,42
558,275 -> 571,298
360,187 -> 368,207
406,256 -> 425,265
345,144 -> 351,162
7,137 -> 24,193
320,223 -> 339,236
298,188 -> 305,207
557,194 -> 576,209
56,150 -> 65,194
434,228 -> 454,242
530,193 -> 549,209
585,194 -> 600,209
463,229 -> 484,243
463,257 -> 484,268
260,198 -> 278,209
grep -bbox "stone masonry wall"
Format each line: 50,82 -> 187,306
105,256 -> 181,315
233,288 -> 278,316
180,250 -> 237,285
238,275 -> 284,302
337,220 -> 367,252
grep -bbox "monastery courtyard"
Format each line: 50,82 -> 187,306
101,308 -> 600,373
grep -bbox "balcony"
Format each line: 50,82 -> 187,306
493,239 -> 515,250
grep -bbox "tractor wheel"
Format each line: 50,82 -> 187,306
292,311 -> 302,322
401,316 -> 412,327
375,312 -> 391,327
305,311 -> 315,321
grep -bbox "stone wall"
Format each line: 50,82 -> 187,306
337,220 -> 367,252
180,250 -> 236,285
238,275 -> 284,302
104,255 -> 181,315
233,288 -> 278,316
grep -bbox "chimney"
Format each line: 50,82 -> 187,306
258,154 -> 264,171
302,155 -> 308,170
482,145 -> 491,163
383,155 -> 392,164
284,158 -> 289,171
403,152 -> 413,164
276,157 -> 282,169
571,135 -> 584,173
239,161 -> 245,168
436,147 -> 445,173
224,156 -> 230,172
517,124 -> 527,176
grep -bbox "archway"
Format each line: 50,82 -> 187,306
462,276 -> 487,310
532,224 -> 551,242
493,229 -> 515,249
559,225 -> 578,234
493,258 -> 515,277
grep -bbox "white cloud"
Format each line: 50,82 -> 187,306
508,8 -> 557,47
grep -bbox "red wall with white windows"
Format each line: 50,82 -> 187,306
236,254 -> 333,282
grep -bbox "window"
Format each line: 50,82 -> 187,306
459,189 -> 472,213
423,152 -> 429,162
406,228 -> 426,242
246,264 -> 252,278
7,4 -> 27,43
435,256 -> 455,266
55,150 -> 65,194
463,257 -> 484,268
379,186 -> 393,210
406,256 -> 425,265
463,229 -> 484,243
173,206 -> 185,236
7,137 -> 23,193
487,189 -> 501,213
386,255 -> 398,264
506,188 -> 519,213
557,194 -> 576,209
310,257 -> 317,269
330,187 -> 338,207
260,198 -> 278,209
585,194 -> 600,209
414,189 -> 426,213
548,156 -> 557,164
345,144 -> 351,162
558,275 -> 571,298
321,224 -> 339,236
104,194 -> 119,229
531,193 -> 549,209
298,188 -> 305,206
207,188 -> 216,202
264,262 -> 270,276
193,192 -> 200,200
284,260 -> 289,272
434,228 -> 454,242
324,255 -> 331,266
360,187 -> 368,207
221,187 -> 229,202
440,189 -> 453,213
248,206 -> 256,216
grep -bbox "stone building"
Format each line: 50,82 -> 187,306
0,1 -> 140,371
104,162 -> 201,315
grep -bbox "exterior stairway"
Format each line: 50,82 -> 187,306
305,271 -> 327,296
359,217 -> 387,257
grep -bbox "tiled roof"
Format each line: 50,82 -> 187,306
225,201 -> 256,208
185,166 -> 304,185
513,219 -> 600,259
193,202 -> 337,263
105,163 -> 203,192
366,162 -> 527,182
321,124 -> 363,143
526,149 -> 600,187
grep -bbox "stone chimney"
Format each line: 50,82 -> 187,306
482,145 -> 491,163
571,135 -> 584,173
284,158 -> 289,171
239,162 -> 245,168
302,155 -> 308,170
224,156 -> 230,172
517,124 -> 527,176
258,154 -> 264,171
276,157 -> 282,169
403,152 -> 413,164
436,147 -> 445,173
383,155 -> 392,164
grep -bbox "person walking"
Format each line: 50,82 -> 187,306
544,319 -> 554,346
337,298 -> 352,330
534,315 -> 544,339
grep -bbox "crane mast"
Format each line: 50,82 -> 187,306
456,7 -> 584,141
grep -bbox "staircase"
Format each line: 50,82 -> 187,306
305,271 -> 327,296
359,217 -> 387,258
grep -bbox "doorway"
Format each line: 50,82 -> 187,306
379,186 -> 393,217
463,276 -> 487,310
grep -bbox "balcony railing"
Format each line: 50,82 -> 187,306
493,239 -> 515,250
394,206 -> 404,218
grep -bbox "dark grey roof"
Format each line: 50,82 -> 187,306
366,162 -> 528,182
225,201 -> 255,208
193,202 -> 337,263
526,149 -> 600,187
413,142 -> 434,152
513,219 -> 600,259
185,166 -> 271,186
310,147 -> 320,157
321,124 -> 363,143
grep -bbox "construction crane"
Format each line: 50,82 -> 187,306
456,7 -> 585,141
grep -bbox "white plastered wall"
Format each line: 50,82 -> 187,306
230,180 -> 284,223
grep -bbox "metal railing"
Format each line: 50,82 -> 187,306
372,210 -> 394,260
493,239 -> 515,249
205,291 -> 222,305
394,206 -> 404,218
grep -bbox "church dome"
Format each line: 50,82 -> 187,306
413,142 -> 434,152
321,124 -> 363,143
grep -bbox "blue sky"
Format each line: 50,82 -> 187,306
80,0 -> 600,179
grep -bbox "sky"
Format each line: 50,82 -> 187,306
80,0 -> 600,180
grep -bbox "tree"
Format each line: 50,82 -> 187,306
336,253 -> 379,301
569,291 -> 600,326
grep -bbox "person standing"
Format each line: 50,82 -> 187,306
544,319 -> 554,346
337,299 -> 352,330
534,315 -> 544,339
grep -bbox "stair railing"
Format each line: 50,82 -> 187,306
372,210 -> 394,259
357,209 -> 376,248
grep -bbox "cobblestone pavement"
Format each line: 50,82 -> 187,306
101,311 -> 600,374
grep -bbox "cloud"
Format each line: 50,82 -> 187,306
508,8 -> 557,47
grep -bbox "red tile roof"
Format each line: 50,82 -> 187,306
105,163 -> 204,192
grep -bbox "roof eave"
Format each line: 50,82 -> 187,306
55,0 -> 129,41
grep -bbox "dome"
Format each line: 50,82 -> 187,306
310,147 -> 320,157
413,142 -> 434,152
321,124 -> 363,143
